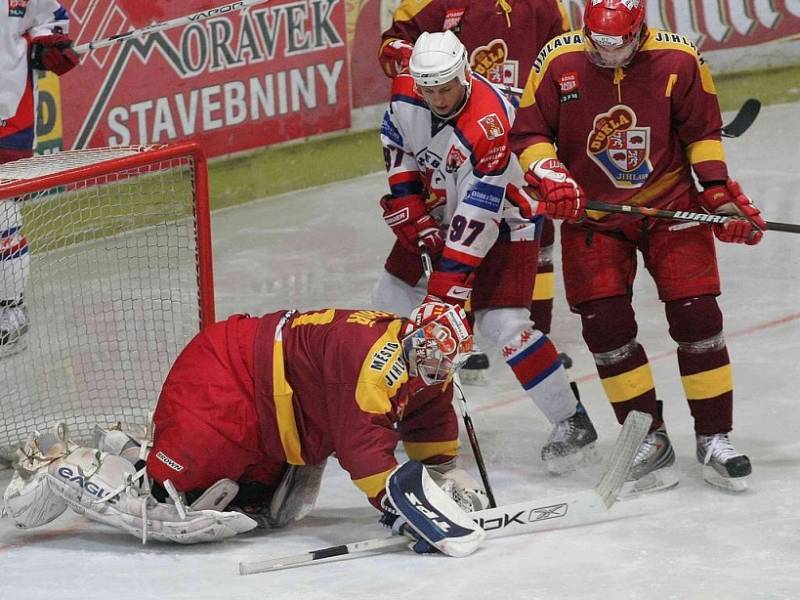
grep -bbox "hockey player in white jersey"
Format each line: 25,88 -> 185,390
0,0 -> 79,356
372,31 -> 598,473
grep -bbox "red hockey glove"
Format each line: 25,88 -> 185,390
701,179 -> 766,245
380,39 -> 414,78
381,194 -> 444,256
424,271 -> 474,308
30,34 -> 79,75
524,158 -> 586,220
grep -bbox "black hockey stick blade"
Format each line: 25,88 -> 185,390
721,98 -> 760,138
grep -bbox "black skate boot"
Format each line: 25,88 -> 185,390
696,433 -> 751,492
541,401 -> 600,474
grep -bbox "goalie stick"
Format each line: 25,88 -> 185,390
499,85 -> 759,139
237,410 -> 652,575
73,0 -> 268,55
419,244 -> 497,508
585,202 -> 800,234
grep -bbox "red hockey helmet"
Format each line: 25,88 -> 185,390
401,302 -> 473,386
583,0 -> 646,68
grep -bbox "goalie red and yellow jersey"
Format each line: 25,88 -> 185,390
252,308 -> 459,507
149,310 -> 458,509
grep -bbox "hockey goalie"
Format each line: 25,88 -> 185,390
3,303 -> 487,555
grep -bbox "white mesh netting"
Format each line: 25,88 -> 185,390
0,146 -> 210,462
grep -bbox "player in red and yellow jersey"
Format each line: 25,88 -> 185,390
4,303 -> 491,549
379,0 -> 573,378
510,0 -> 765,494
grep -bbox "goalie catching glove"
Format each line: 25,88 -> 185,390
380,461 -> 486,557
381,194 -> 444,256
523,158 -> 586,220
700,179 -> 766,245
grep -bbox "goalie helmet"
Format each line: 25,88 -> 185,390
583,0 -> 646,68
401,302 -> 473,386
409,30 -> 471,88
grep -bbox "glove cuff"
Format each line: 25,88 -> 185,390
426,271 -> 473,306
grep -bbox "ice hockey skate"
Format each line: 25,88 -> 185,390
0,300 -> 29,358
696,433 -> 751,492
541,402 -> 600,474
619,423 -> 679,498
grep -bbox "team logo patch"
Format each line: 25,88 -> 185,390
8,0 -> 29,17
470,39 -> 518,86
445,146 -> 467,173
156,451 -> 184,472
558,72 -> 580,103
443,8 -> 466,32
586,105 -> 653,188
477,114 -> 504,140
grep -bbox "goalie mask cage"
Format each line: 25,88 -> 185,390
0,142 -> 214,462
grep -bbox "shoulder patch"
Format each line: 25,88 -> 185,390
443,7 -> 465,31
477,114 -> 505,140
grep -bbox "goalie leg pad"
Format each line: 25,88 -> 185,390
266,459 -> 327,528
47,447 -> 257,544
386,461 -> 485,558
3,468 -> 68,529
2,424 -> 75,529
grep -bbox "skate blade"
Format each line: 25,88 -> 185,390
618,466 -> 679,499
544,442 -> 603,475
702,466 -> 748,492
459,368 -> 489,386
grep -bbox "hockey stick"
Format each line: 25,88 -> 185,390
585,201 -> 800,233
419,245 -> 497,508
720,98 -> 760,138
237,410 -> 652,575
72,0 -> 268,55
498,85 -> 758,139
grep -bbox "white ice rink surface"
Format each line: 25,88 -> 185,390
2,103 -> 799,600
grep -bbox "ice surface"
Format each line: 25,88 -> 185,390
1,103 -> 799,600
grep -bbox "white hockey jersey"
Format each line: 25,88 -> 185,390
380,73 -> 539,270
0,0 -> 70,120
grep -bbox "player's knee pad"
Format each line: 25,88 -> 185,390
665,295 -> 725,351
474,307 -> 533,348
578,296 -> 638,354
371,270 -> 422,316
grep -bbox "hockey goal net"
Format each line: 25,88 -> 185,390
0,142 -> 214,462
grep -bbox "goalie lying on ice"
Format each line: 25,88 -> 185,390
3,305 -> 488,553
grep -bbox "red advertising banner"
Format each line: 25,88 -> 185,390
58,0 -> 350,155
35,1 -> 799,157
349,0 -> 800,110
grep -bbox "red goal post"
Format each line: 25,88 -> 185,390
0,142 -> 214,462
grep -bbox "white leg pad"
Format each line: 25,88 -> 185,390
47,447 -> 257,544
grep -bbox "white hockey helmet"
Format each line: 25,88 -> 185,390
401,301 -> 473,386
409,30 -> 471,88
